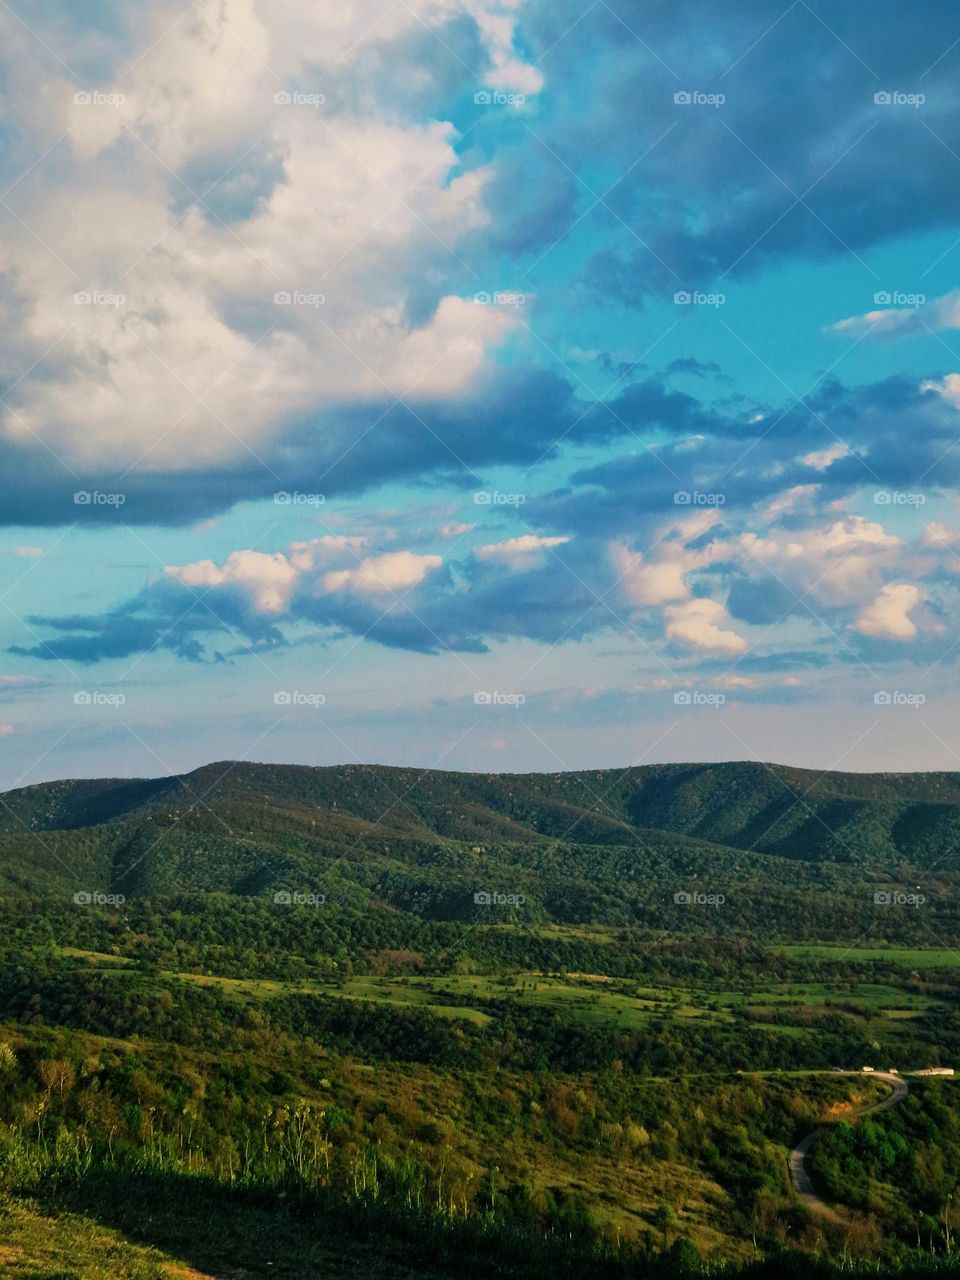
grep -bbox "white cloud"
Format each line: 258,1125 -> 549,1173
763,484 -> 820,518
168,549 -> 300,614
828,289 -> 960,341
827,308 -> 920,338
611,542 -> 691,606
166,537 -> 442,615
922,521 -> 960,549
322,550 -> 442,595
732,515 -> 900,609
12,546 -> 43,558
923,373 -> 960,409
664,598 -> 747,655
800,443 -> 850,470
811,516 -> 898,553
853,583 -> 921,641
0,722 -> 13,738
0,0 -> 535,471
475,534 -> 570,565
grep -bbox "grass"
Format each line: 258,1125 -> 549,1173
777,945 -> 960,968
171,971 -> 494,1025
57,948 -> 948,1040
0,1194 -> 175,1278
0,1184 -> 468,1279
61,947 -> 134,967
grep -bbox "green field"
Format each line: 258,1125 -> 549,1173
778,944 -> 960,968
54,950 -> 953,1051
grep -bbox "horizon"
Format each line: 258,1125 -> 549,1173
8,751 -> 960,793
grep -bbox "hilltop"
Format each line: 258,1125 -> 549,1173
1,759 -> 958,940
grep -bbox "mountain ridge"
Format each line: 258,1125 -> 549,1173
2,759 -> 959,938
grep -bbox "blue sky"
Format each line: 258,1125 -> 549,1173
3,0 -> 960,785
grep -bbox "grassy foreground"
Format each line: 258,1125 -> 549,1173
0,1183 -> 455,1278
5,1179 -> 960,1280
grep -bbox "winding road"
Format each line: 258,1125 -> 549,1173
788,1071 -> 909,1223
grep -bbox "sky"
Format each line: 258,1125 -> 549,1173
2,0 -> 960,786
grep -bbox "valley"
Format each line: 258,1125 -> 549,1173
1,761 -> 959,1276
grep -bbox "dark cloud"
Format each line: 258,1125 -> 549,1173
502,0 -> 960,293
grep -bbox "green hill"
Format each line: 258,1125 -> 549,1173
2,760 -> 959,939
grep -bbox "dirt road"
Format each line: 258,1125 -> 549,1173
788,1071 -> 908,1222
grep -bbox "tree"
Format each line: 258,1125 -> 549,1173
653,1201 -> 678,1249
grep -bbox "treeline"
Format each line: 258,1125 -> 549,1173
7,895 -> 960,988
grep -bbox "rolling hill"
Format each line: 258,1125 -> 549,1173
1,760 -> 957,938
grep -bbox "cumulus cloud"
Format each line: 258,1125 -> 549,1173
165,538 -> 443,615
166,549 -> 302,615
853,583 -> 922,641
0,0 -> 536,474
664,598 -> 747,656
612,542 -> 691,606
6,0 -> 960,703
322,550 -> 443,595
